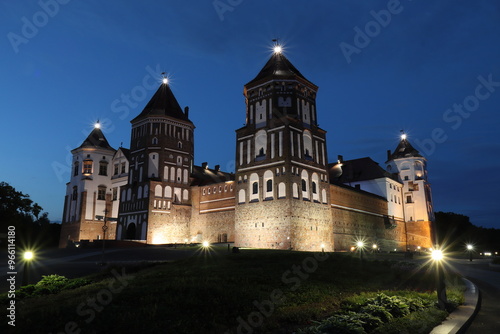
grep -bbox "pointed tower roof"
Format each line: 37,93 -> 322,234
389,136 -> 422,160
76,124 -> 114,151
245,51 -> 316,88
131,83 -> 191,123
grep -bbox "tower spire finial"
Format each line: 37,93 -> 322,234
161,72 -> 168,85
272,38 -> 282,54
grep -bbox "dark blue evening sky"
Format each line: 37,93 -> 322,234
1,1 -> 499,228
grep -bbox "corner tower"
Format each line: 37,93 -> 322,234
234,46 -> 332,251
117,79 -> 194,244
386,133 -> 433,248
60,123 -> 117,247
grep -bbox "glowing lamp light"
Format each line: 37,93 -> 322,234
356,241 -> 364,249
401,133 -> 407,140
202,241 -> 209,248
431,249 -> 444,261
24,251 -> 34,261
372,244 -> 378,250
320,243 -> 325,249
94,122 -> 101,129
273,45 -> 283,54
467,244 -> 473,251
162,77 -> 168,84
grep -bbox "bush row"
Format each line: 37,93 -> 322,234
296,292 -> 441,334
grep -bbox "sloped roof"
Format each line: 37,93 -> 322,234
131,83 -> 191,123
76,127 -> 115,151
389,138 -> 422,160
114,147 -> 131,161
191,165 -> 235,186
328,157 -> 398,183
246,52 -> 315,87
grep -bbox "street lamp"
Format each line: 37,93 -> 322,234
431,249 -> 447,310
22,251 -> 34,286
357,241 -> 365,260
202,241 -> 210,248
466,244 -> 474,262
372,244 -> 378,253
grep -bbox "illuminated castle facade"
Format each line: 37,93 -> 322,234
60,48 -> 433,251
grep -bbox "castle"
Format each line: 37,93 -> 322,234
60,46 -> 434,252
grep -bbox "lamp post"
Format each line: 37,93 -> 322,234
357,241 -> 364,260
467,244 -> 473,262
321,243 -> 325,253
372,243 -> 378,254
22,251 -> 34,286
432,249 -> 447,310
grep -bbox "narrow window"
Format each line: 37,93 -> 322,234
98,186 -> 106,200
73,162 -> 79,176
301,179 -> 307,192
99,161 -> 108,176
252,182 -> 258,194
266,179 -> 272,192
312,181 -> 317,194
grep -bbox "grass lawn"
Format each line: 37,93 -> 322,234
2,247 -> 464,333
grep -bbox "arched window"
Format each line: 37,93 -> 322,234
183,189 -> 189,200
301,170 -> 309,199
138,186 -> 143,199
312,173 -> 319,202
278,182 -> 286,198
155,185 -> 162,197
72,186 -> 77,200
255,130 -> 267,160
249,173 -> 259,201
264,170 -> 273,199
321,189 -> 327,204
165,186 -> 172,198
303,130 -> 313,160
238,189 -> 246,203
293,183 -> 299,198
152,137 -> 158,145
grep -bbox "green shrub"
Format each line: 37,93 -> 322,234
298,312 -> 367,334
367,294 -> 410,318
35,275 -> 69,294
360,304 -> 393,323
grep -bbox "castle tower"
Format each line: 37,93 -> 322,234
386,133 -> 434,248
59,122 -> 117,247
116,79 -> 194,244
234,45 -> 332,251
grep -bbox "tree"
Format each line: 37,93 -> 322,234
0,182 -> 60,248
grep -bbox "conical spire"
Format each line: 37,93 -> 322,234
131,82 -> 191,123
245,51 -> 315,88
389,135 -> 422,160
77,122 -> 114,150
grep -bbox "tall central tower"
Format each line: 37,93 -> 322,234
117,79 -> 194,243
234,46 -> 333,251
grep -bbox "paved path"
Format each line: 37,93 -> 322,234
449,258 -> 500,333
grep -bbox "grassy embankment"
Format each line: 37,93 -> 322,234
1,247 -> 464,333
